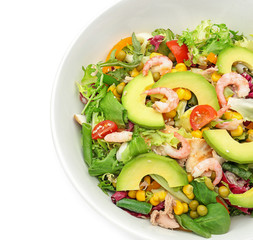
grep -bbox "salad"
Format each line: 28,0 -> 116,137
73,20 -> 253,238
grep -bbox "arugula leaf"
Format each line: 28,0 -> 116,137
191,180 -> 218,205
99,91 -> 128,128
88,148 -> 124,176
98,174 -> 116,194
99,32 -> 143,69
195,203 -> 231,234
84,101 -> 102,123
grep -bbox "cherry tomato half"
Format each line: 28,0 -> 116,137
166,40 -> 189,63
92,120 -> 118,139
190,105 -> 217,131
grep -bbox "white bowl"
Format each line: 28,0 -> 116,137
51,0 -> 253,239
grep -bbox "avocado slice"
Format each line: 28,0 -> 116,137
216,46 -> 253,74
116,152 -> 188,191
153,71 -> 220,111
122,71 -> 165,129
228,188 -> 253,208
203,129 -> 253,164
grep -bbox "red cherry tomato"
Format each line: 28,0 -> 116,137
190,105 -> 217,130
92,120 -> 118,139
166,40 -> 189,63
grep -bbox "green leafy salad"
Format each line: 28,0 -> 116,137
74,20 -> 253,238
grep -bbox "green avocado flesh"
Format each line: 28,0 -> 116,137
153,71 -> 220,111
121,71 -> 165,129
229,188 -> 253,208
116,152 -> 188,191
216,46 -> 253,74
203,129 -> 253,164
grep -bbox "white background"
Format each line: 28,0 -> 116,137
0,0 -> 138,239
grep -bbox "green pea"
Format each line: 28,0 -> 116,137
136,62 -> 144,72
205,177 -> 214,191
116,50 -> 126,61
197,205 -> 208,216
152,72 -> 161,82
189,200 -> 199,211
190,210 -> 199,219
218,186 -> 230,198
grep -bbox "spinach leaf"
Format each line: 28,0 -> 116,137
121,137 -> 148,164
195,203 -> 231,234
191,180 -> 218,205
99,91 -> 128,128
88,148 -> 124,176
175,214 -> 211,238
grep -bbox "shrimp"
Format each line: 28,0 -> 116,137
143,87 -> 179,113
215,119 -> 243,131
142,55 -> 173,76
162,132 -> 190,159
216,72 -> 250,107
191,158 -> 222,185
104,131 -> 133,143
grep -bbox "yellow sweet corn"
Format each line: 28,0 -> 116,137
128,190 -> 137,199
171,69 -> 177,73
211,72 -> 222,82
165,109 -> 177,118
201,127 -> 210,133
130,68 -> 139,77
107,84 -> 116,92
149,196 -> 160,206
246,129 -> 253,142
150,52 -> 162,58
232,112 -> 243,120
136,190 -> 146,202
182,203 -> 189,213
175,63 -> 187,72
187,174 -> 194,183
173,200 -> 184,215
191,130 -> 203,138
230,125 -> 244,137
176,88 -> 186,100
184,89 -> 192,100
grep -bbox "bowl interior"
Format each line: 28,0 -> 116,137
51,0 -> 253,239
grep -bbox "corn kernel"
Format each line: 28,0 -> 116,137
175,63 -> 187,72
128,190 -> 137,199
191,130 -> 202,138
164,109 -> 177,119
113,88 -> 121,98
182,203 -> 189,213
107,84 -> 116,92
211,72 -> 222,82
187,174 -> 194,183
152,192 -> 160,202
187,193 -> 195,200
176,88 -> 186,100
184,89 -> 192,100
201,127 -> 210,133
232,112 -> 243,120
130,68 -> 139,77
136,190 -> 146,202
173,200 -> 184,215
183,184 -> 194,196
150,52 -> 162,58
171,69 -> 177,73
224,111 -> 234,120
157,190 -> 167,202
230,125 -> 244,137
149,196 -> 160,206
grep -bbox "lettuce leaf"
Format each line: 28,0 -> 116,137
235,37 -> 253,51
178,20 -> 239,64
228,97 -> 253,121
